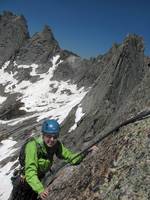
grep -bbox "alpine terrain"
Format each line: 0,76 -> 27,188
0,11 -> 150,200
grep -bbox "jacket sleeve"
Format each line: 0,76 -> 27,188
56,141 -> 84,165
25,140 -> 44,195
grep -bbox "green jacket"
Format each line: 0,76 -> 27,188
25,136 -> 83,194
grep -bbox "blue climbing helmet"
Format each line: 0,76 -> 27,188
42,119 -> 60,135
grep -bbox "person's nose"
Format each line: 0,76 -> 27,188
50,136 -> 54,141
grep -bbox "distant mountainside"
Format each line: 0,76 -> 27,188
0,11 -> 150,200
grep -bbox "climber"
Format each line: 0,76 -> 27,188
10,119 -> 98,200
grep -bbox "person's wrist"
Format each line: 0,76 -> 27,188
38,188 -> 45,195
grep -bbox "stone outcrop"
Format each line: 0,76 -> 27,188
61,35 -> 147,148
0,11 -> 29,66
15,25 -> 60,64
46,117 -> 150,200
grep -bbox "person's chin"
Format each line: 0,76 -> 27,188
47,143 -> 55,147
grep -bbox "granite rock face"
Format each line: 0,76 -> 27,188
62,34 -> 148,149
47,117 -> 150,200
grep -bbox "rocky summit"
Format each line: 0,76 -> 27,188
0,11 -> 150,200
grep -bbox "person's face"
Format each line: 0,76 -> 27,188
43,134 -> 58,147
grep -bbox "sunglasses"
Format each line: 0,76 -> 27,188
43,134 -> 59,139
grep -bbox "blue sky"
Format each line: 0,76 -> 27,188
0,0 -> 150,58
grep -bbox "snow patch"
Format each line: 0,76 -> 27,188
13,61 -> 17,66
3,61 -> 10,69
30,64 -> 39,76
0,114 -> 38,126
0,96 -> 7,104
0,138 -> 17,162
17,64 -> 31,69
37,88 -> 87,123
0,61 -> 17,91
0,161 -> 17,200
0,139 -> 18,199
69,104 -> 85,132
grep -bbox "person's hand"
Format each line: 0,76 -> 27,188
88,145 -> 99,154
82,145 -> 99,158
39,188 -> 49,200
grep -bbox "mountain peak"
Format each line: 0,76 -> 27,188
40,25 -> 60,48
2,10 -> 14,17
0,11 -> 29,66
123,33 -> 144,51
42,25 -> 53,35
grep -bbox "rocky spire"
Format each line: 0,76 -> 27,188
15,24 -> 60,64
0,11 -> 29,67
